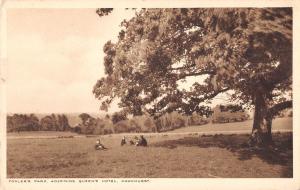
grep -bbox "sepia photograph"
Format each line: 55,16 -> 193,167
0,1 -> 299,189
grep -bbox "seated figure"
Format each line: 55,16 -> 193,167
121,136 -> 126,146
136,135 -> 147,147
95,138 -> 107,150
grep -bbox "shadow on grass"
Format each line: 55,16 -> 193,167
151,132 -> 293,169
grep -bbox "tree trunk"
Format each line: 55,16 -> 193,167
265,116 -> 273,144
248,91 -> 273,147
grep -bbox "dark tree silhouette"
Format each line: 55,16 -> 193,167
78,113 -> 92,125
7,114 -> 40,132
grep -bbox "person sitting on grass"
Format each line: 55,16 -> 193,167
121,136 -> 126,146
136,135 -> 147,147
95,138 -> 107,150
129,139 -> 135,145
133,136 -> 139,146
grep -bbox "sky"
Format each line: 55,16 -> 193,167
6,8 -> 231,114
7,8 -> 135,113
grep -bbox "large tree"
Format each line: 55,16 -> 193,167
40,114 -> 71,131
93,8 -> 292,146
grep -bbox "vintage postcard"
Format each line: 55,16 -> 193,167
0,0 -> 299,189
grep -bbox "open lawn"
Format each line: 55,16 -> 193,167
7,131 -> 292,178
171,117 -> 292,133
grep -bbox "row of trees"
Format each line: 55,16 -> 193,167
74,112 -> 209,135
7,114 -> 71,132
6,111 -> 209,134
74,113 -> 114,134
94,8 -> 292,146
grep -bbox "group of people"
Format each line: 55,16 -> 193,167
121,135 -> 147,147
94,135 -> 148,150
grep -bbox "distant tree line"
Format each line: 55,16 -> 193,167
8,104 -> 288,135
6,105 -> 245,134
74,104 -> 293,135
72,113 -> 114,135
7,114 -> 71,132
73,111 -> 209,135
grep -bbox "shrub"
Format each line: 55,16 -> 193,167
103,127 -> 114,135
113,120 -> 137,133
130,115 -> 157,132
212,105 -> 249,123
187,113 -> 209,126
111,111 -> 127,124
71,126 -> 82,133
92,118 -> 114,135
76,117 -> 114,135
155,111 -> 187,132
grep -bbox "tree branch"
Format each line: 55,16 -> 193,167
193,87 -> 230,103
178,70 -> 216,79
268,100 -> 292,117
170,63 -> 196,71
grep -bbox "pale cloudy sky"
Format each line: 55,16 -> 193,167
7,8 -> 135,113
6,8 -> 231,114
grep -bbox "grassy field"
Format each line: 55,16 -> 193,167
7,131 -> 292,178
171,117 -> 292,133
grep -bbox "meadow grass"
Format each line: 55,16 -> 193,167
7,131 -> 292,178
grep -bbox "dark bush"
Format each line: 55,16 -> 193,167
113,120 -> 137,133
111,111 -> 127,124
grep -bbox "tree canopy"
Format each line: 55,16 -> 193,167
93,8 -> 292,145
